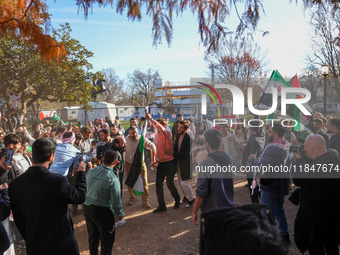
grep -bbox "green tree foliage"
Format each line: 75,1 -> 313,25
0,23 -> 101,120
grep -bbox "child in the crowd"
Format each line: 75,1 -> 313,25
90,140 -> 98,167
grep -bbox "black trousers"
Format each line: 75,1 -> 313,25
156,159 -> 180,208
84,205 -> 115,255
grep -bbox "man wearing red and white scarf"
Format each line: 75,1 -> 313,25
248,123 -> 291,245
49,131 -> 80,176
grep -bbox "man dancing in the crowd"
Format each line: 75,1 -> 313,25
125,126 -> 156,209
84,150 -> 124,255
174,120 -> 195,208
9,138 -> 87,255
145,113 -> 180,213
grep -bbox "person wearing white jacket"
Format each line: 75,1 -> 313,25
12,136 -> 32,177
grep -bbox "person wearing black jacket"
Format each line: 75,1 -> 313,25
102,136 -> 126,195
0,181 -> 12,254
8,138 -> 87,255
174,120 -> 195,208
293,135 -> 340,255
327,118 -> 340,155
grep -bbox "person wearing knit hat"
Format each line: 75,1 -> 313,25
49,131 -> 81,176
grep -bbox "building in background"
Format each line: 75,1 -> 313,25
154,78 -> 232,117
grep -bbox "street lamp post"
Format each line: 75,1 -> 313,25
321,63 -> 329,116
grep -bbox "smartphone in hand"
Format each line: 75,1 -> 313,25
4,149 -> 14,166
73,152 -> 83,171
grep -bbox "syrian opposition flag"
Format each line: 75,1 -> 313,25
124,114 -> 148,195
259,71 -> 312,130
286,75 -> 313,131
260,70 -> 291,120
260,70 -> 292,107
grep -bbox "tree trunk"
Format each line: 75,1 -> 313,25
19,95 -> 29,126
19,105 -> 27,126
31,103 -> 40,122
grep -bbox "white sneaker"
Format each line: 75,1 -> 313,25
184,199 -> 195,209
115,220 -> 126,228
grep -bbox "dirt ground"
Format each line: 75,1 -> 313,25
15,169 -> 302,255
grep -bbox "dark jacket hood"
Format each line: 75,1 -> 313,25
208,151 -> 232,166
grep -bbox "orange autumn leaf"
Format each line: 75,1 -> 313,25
0,0 -> 67,63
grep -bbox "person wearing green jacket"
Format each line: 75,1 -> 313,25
84,150 -> 125,255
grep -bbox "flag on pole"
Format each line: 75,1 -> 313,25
53,113 -> 69,125
260,70 -> 290,120
286,75 -> 313,131
289,74 -> 301,88
259,70 -> 292,107
53,113 -> 61,121
259,71 -> 312,130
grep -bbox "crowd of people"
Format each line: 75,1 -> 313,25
0,111 -> 340,255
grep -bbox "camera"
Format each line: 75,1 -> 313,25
289,145 -> 305,154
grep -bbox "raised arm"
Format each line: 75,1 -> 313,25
145,113 -> 165,134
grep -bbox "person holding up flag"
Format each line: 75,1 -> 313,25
144,113 -> 180,213
125,126 -> 156,209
